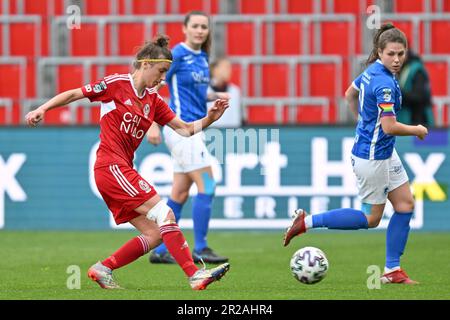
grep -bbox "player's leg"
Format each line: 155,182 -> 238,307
381,150 -> 417,284
188,167 -> 228,264
150,173 -> 192,263
136,195 -> 230,289
284,155 -> 388,246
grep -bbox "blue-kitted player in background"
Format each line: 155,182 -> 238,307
284,23 -> 428,284
147,11 -> 229,264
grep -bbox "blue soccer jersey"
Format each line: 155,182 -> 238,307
166,43 -> 210,122
351,59 -> 402,160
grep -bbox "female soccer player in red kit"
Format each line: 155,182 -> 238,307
25,35 -> 230,290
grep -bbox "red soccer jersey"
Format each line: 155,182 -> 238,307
82,73 -> 176,169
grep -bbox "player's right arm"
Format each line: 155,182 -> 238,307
146,122 -> 162,146
25,88 -> 84,127
345,85 -> 359,121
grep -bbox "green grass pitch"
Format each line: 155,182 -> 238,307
0,230 -> 449,300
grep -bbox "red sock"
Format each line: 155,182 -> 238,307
160,224 -> 198,277
102,235 -> 150,270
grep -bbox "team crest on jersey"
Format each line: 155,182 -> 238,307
139,180 -> 151,193
382,88 -> 392,102
143,104 -> 150,118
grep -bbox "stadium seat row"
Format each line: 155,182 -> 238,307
1,0 -> 450,15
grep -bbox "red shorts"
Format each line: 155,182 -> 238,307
94,164 -> 157,224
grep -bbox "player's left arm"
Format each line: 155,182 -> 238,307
167,99 -> 229,137
25,88 -> 84,127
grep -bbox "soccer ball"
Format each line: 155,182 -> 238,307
290,246 -> 329,284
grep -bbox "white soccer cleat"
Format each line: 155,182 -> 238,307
87,262 -> 123,289
189,262 -> 230,290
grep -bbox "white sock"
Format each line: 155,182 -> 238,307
304,215 -> 313,229
384,266 -> 401,274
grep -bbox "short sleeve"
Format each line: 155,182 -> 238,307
153,93 -> 176,126
352,73 -> 362,91
81,78 -> 111,102
165,50 -> 182,84
374,81 -> 396,117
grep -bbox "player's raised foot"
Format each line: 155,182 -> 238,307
283,209 -> 307,247
380,269 -> 419,285
149,251 -> 176,264
192,247 -> 229,264
87,262 -> 123,289
189,263 -> 230,290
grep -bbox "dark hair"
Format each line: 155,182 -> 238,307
133,34 -> 172,69
184,10 -> 211,56
366,23 -> 408,66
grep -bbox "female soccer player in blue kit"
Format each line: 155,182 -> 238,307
147,11 -> 229,264
284,24 -> 428,284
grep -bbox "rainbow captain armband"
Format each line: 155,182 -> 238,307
378,103 -> 395,117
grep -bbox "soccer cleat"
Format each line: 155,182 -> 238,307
149,251 -> 176,264
380,269 -> 419,285
283,209 -> 307,247
87,262 -> 123,289
189,262 -> 230,290
192,247 -> 229,264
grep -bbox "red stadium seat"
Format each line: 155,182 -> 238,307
318,21 -> 351,55
119,0 -> 159,14
105,23 -> 147,56
309,63 -> 337,97
248,64 -> 289,97
246,105 -> 289,124
275,0 -> 316,13
296,105 -> 326,124
0,100 -> 21,125
22,0 -> 65,15
57,65 -> 84,93
43,106 -> 71,125
445,0 -> 450,12
0,24 -> 3,55
264,22 -> 303,55
246,106 -> 277,124
394,0 -> 425,12
431,21 -> 450,54
226,22 -> 255,55
163,22 -> 185,47
425,61 -> 448,96
70,23 -> 98,56
0,64 -> 22,98
239,0 -> 269,13
177,0 -> 219,14
85,0 -> 112,15
10,22 -> 39,56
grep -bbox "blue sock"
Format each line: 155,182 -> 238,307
386,211 -> 413,269
312,208 -> 369,230
153,198 -> 183,255
192,193 -> 213,252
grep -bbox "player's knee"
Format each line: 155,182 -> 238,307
173,190 -> 189,203
367,215 -> 382,228
146,200 -> 176,226
393,198 -> 415,213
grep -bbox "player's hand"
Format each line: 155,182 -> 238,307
147,123 -> 162,145
416,124 -> 428,140
25,107 -> 45,127
207,99 -> 229,122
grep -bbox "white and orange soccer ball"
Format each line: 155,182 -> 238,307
290,246 -> 329,284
